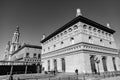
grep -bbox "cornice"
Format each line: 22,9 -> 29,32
41,15 -> 115,43
42,42 -> 118,59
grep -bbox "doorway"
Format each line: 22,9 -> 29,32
61,58 -> 66,72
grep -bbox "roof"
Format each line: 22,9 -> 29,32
11,44 -> 42,56
41,15 -> 115,43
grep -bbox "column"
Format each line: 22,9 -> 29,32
106,56 -> 114,71
115,57 -> 120,71
43,60 -> 48,71
84,54 -> 92,73
50,59 -> 54,71
98,56 -> 104,72
57,58 -> 62,72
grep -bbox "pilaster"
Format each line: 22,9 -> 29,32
106,56 -> 114,71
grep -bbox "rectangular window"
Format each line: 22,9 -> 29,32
38,54 -> 41,58
33,53 -> 37,58
26,53 -> 29,58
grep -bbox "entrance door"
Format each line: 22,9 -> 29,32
90,55 -> 97,74
112,57 -> 117,71
54,59 -> 57,71
102,56 -> 107,71
61,58 -> 65,72
48,60 -> 50,71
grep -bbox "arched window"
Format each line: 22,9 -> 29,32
33,53 -> 37,58
93,28 -> 96,32
98,29 -> 100,33
105,32 -> 108,36
89,26 -> 92,30
60,33 -> 63,36
83,24 -> 87,29
51,38 -> 53,41
102,31 -> 104,34
109,34 -> 111,37
73,25 -> 78,30
64,31 -> 67,34
54,36 -> 56,40
26,53 -> 29,58
68,28 -> 72,32
57,34 -> 59,38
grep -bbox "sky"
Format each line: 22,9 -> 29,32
0,0 -> 120,60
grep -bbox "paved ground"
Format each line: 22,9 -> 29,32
100,76 -> 120,80
0,73 -> 120,80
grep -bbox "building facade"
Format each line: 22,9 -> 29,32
3,26 -> 42,66
41,9 -> 120,73
11,43 -> 42,65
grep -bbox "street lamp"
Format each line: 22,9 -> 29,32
25,62 -> 28,74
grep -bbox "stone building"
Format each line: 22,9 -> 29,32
41,9 -> 120,73
3,26 -> 42,66
11,43 -> 41,65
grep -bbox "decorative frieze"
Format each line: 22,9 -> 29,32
42,42 -> 118,59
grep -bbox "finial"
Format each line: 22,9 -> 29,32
15,25 -> 19,31
76,8 -> 82,17
107,23 -> 110,28
15,25 -> 20,33
16,25 -> 19,30
42,34 -> 45,40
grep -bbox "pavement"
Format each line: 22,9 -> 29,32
101,76 -> 120,80
0,72 -> 120,80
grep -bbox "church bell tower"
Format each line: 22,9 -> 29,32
9,26 -> 20,61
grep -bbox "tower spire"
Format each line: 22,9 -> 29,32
12,26 -> 20,43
